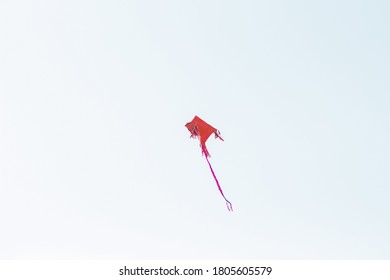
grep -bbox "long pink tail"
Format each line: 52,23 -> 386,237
203,148 -> 233,211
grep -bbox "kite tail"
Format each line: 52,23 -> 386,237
201,145 -> 211,158
203,147 -> 233,212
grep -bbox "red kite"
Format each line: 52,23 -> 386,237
185,116 -> 233,211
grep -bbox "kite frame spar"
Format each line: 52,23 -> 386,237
186,116 -> 233,211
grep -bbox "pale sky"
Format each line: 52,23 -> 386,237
1,0 -> 389,259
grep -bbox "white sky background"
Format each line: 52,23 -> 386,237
1,0 -> 389,259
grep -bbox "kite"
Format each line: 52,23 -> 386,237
185,115 -> 233,211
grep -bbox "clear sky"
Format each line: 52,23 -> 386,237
1,0 -> 389,259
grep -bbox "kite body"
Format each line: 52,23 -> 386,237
185,115 -> 224,158
185,116 -> 233,211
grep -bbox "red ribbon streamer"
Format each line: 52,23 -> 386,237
203,147 -> 233,211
